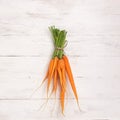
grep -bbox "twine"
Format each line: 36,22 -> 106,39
55,40 -> 68,51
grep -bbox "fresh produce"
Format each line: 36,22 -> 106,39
42,26 -> 80,114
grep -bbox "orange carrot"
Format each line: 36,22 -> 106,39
62,68 -> 66,91
30,59 -> 54,98
60,90 -> 65,114
53,69 -> 58,94
57,59 -> 65,88
42,59 -> 54,84
58,64 -> 65,113
58,59 -> 65,69
63,55 -> 79,105
47,57 -> 58,95
61,69 -> 66,114
57,67 -> 62,87
57,58 -> 66,113
49,69 -> 58,96
59,59 -> 66,91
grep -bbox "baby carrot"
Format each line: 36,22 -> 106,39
60,89 -> 65,114
57,58 -> 66,113
63,55 -> 79,106
47,57 -> 58,95
42,59 -> 54,84
53,69 -> 58,94
57,67 -> 62,87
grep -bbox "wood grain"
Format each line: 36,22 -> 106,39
0,0 -> 120,119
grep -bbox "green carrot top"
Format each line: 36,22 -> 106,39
49,26 -> 67,59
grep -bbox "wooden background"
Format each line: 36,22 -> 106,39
0,0 -> 120,119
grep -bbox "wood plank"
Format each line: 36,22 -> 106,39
0,37 -> 120,57
0,99 -> 120,119
0,0 -> 120,57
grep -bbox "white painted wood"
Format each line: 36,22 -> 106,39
0,99 -> 120,120
0,0 -> 120,119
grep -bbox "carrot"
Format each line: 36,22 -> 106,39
53,69 -> 58,94
30,59 -> 54,98
59,59 -> 66,91
57,67 -> 62,87
42,59 -> 54,84
58,64 -> 65,113
47,57 -> 58,95
62,68 -> 66,91
57,59 -> 65,88
60,90 -> 65,114
61,69 -> 66,114
49,69 -> 58,97
63,55 -> 79,106
57,58 -> 66,113
58,59 -> 65,69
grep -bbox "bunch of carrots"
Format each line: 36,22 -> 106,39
42,26 -> 80,114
